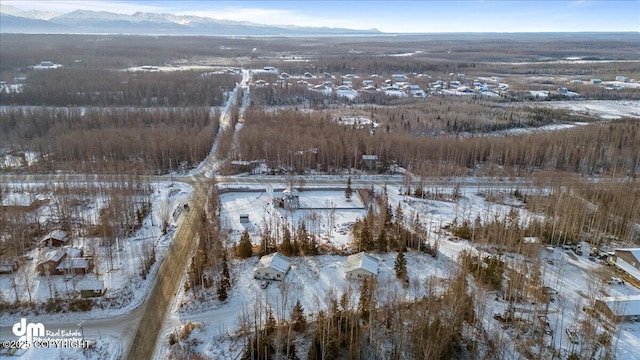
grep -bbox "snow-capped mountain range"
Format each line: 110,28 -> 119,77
0,4 -> 380,35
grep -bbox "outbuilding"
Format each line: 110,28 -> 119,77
41,229 -> 70,247
78,280 -> 106,298
345,252 -> 379,280
594,295 -> 640,322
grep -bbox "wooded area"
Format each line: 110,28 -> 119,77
235,108 -> 640,177
1,107 -> 220,173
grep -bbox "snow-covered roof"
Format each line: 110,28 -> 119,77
346,252 -> 379,275
598,294 -> 640,317
614,258 -> 640,282
615,248 -> 640,263
65,247 -> 83,258
56,258 -> 89,271
39,248 -> 66,264
78,279 -> 104,291
42,229 -> 69,242
254,252 -> 291,274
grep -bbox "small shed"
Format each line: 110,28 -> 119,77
254,252 -> 291,281
362,155 -> 378,171
0,259 -> 18,274
41,229 -> 70,247
240,214 -> 250,224
345,252 -> 379,280
78,280 -> 106,298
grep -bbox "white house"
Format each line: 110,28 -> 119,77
345,252 -> 379,280
254,252 -> 291,281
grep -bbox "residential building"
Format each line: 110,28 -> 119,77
345,252 -> 379,279
41,229 -> 70,247
254,252 -> 291,281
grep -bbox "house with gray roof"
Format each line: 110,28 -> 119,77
345,252 -> 379,280
254,252 -> 291,281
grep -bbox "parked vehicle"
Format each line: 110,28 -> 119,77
607,276 -> 624,285
566,328 -> 580,344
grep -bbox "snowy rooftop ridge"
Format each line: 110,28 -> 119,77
254,252 -> 291,274
77,279 -> 104,291
599,294 -> 640,317
615,248 -> 640,261
346,252 -> 379,275
42,229 -> 69,242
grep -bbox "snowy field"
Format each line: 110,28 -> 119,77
219,189 -> 366,249
543,100 -> 640,119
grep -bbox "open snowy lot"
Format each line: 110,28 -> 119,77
219,189 -> 366,249
542,100 -> 640,119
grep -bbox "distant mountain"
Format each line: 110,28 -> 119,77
0,6 -> 381,36
0,4 -> 60,20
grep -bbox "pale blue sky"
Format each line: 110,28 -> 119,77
4,0 -> 639,32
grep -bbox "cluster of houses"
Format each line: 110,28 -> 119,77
0,229 -> 105,298
253,251 -> 379,282
30,60 -> 63,70
252,67 -> 507,100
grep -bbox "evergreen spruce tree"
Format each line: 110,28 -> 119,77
281,226 -> 294,256
377,230 -> 388,252
394,250 -> 408,280
221,252 -> 231,290
360,226 -> 374,252
236,230 -> 253,259
217,280 -> 228,301
345,176 -> 353,201
291,299 -> 307,332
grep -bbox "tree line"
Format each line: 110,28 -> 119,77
1,69 -> 238,107
1,107 -> 220,174
235,108 -> 640,177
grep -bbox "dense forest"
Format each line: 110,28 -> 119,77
1,107 -> 220,174
235,108 -> 640,177
1,70 -> 238,107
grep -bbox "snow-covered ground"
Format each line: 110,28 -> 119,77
336,116 -> 379,129
161,182 -> 640,359
0,181 -> 193,360
220,190 -> 366,249
0,181 -> 192,318
159,251 -> 455,359
543,100 -> 640,119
